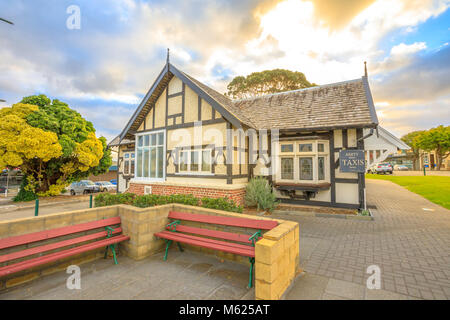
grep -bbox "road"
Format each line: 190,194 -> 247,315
0,200 -> 91,221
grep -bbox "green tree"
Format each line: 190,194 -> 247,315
415,125 -> 450,171
226,69 -> 316,99
401,130 -> 426,170
0,95 -> 112,197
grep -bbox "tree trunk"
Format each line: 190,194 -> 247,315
436,154 -> 442,171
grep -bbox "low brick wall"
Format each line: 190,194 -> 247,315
0,204 -> 299,300
128,183 -> 247,205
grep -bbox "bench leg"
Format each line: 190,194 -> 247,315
111,244 -> 118,265
248,258 -> 255,289
163,240 -> 172,261
104,244 -> 119,265
177,242 -> 184,252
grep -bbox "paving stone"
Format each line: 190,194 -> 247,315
285,273 -> 329,300
321,293 -> 348,300
325,279 -> 365,300
274,179 -> 450,300
365,288 -> 409,300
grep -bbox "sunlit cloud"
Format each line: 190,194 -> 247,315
0,0 -> 449,140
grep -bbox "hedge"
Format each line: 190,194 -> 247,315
94,192 -> 243,213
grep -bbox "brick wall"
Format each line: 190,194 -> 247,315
128,183 -> 247,205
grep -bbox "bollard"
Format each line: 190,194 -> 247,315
90,194 -> 93,208
35,198 -> 39,216
423,166 -> 426,176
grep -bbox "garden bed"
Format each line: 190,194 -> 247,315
94,193 -> 243,213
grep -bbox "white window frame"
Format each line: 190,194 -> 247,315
278,140 -> 329,183
123,151 -> 135,176
134,129 -> 166,182
177,148 -> 213,175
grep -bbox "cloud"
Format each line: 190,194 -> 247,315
372,42 -> 427,73
372,46 -> 450,105
0,0 -> 449,140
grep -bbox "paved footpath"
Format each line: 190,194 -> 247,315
276,179 -> 450,300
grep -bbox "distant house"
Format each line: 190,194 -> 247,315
364,127 -> 411,168
88,162 -> 117,182
109,58 -> 378,210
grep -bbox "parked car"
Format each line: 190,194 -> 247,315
0,186 -> 6,194
375,163 -> 393,174
110,179 -> 117,185
69,180 -> 100,195
394,165 -> 409,171
367,164 -> 378,174
95,181 -> 116,192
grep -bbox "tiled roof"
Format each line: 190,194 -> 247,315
118,62 -> 378,140
108,135 -> 134,147
232,78 -> 378,130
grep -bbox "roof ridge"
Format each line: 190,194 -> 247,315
178,68 -> 233,103
232,78 -> 363,103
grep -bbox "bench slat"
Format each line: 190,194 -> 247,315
0,227 -> 123,264
0,234 -> 130,277
158,231 -> 253,251
0,217 -> 121,250
168,211 -> 277,230
168,225 -> 256,244
155,231 -> 254,257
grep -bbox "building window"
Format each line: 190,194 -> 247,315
136,131 -> 165,179
278,140 -> 329,182
281,144 -> 294,153
299,157 -> 313,180
299,143 -> 312,152
123,152 -> 135,175
318,156 -> 325,180
281,158 -> 294,180
179,148 -> 212,174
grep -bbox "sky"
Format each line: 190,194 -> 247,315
0,0 -> 449,142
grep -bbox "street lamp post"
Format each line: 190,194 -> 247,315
0,18 -> 14,25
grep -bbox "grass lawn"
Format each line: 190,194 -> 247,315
366,174 -> 450,210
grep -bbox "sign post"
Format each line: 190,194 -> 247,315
340,150 -> 366,212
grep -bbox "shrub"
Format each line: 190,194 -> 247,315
13,176 -> 37,202
132,194 -> 199,208
94,192 -> 135,207
95,192 -> 241,213
244,177 -> 279,212
200,197 -> 243,213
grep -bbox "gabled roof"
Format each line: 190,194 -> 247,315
378,126 -> 410,150
108,135 -> 134,147
233,77 -> 378,130
119,63 -> 245,141
118,62 -> 378,141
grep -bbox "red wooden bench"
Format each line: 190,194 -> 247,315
154,211 -> 278,288
0,217 -> 130,278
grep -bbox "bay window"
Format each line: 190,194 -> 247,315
279,140 -> 329,182
136,130 -> 165,180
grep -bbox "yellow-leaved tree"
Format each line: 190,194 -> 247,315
0,95 -> 112,198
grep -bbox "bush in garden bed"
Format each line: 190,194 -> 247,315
94,192 -> 242,213
244,176 -> 279,212
200,197 -> 243,213
132,194 -> 199,208
94,192 -> 135,207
